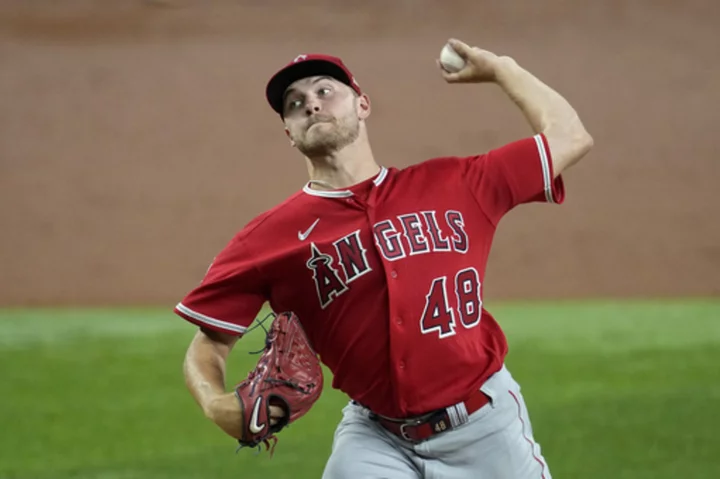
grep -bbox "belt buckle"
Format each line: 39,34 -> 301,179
398,416 -> 425,442
399,422 -> 413,441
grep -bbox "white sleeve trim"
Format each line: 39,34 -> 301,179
175,303 -> 248,334
533,134 -> 556,204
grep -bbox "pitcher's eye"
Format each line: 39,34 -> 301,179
287,99 -> 303,110
317,87 -> 332,97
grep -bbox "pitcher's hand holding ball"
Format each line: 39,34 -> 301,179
437,38 -> 510,84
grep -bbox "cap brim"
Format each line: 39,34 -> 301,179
266,60 -> 353,116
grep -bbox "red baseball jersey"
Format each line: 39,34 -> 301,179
174,134 -> 564,418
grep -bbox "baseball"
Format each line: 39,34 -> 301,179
439,43 -> 466,73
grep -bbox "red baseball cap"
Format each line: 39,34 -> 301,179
265,54 -> 362,116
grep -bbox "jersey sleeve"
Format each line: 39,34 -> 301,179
173,236 -> 267,336
461,134 -> 565,225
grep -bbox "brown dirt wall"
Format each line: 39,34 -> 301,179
1,0 -> 718,306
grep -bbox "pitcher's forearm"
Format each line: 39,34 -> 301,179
183,331 -> 231,416
493,56 -> 581,135
493,56 -> 593,173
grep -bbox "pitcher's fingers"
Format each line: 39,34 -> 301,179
447,38 -> 474,58
436,59 -> 460,82
269,405 -> 285,417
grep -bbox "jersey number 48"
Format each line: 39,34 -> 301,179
420,267 -> 482,339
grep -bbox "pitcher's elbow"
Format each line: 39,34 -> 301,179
568,119 -> 593,160
578,130 -> 594,157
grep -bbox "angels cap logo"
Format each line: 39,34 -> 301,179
293,54 -> 308,63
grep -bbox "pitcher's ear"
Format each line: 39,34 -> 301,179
357,94 -> 371,119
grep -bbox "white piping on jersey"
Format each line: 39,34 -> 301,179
175,302 -> 248,334
373,166 -> 388,186
533,134 -> 555,204
302,166 -> 388,198
302,186 -> 353,198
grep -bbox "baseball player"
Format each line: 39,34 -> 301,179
174,38 -> 593,478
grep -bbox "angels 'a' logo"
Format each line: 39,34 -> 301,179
293,54 -> 308,63
305,231 -> 371,309
306,243 -> 348,309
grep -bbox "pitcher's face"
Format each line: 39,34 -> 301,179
282,76 -> 369,157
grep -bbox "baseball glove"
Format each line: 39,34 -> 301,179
233,311 -> 323,455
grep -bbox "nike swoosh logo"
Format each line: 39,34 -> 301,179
298,218 -> 320,241
249,396 -> 265,434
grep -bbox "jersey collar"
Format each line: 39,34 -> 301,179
302,166 -> 388,198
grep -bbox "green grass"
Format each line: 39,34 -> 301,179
1,299 -> 719,479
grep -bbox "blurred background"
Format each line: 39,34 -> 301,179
1,1 -> 718,478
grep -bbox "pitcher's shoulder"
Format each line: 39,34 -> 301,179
394,155 -> 467,181
233,189 -> 313,241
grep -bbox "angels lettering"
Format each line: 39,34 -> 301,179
306,209 -> 469,309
